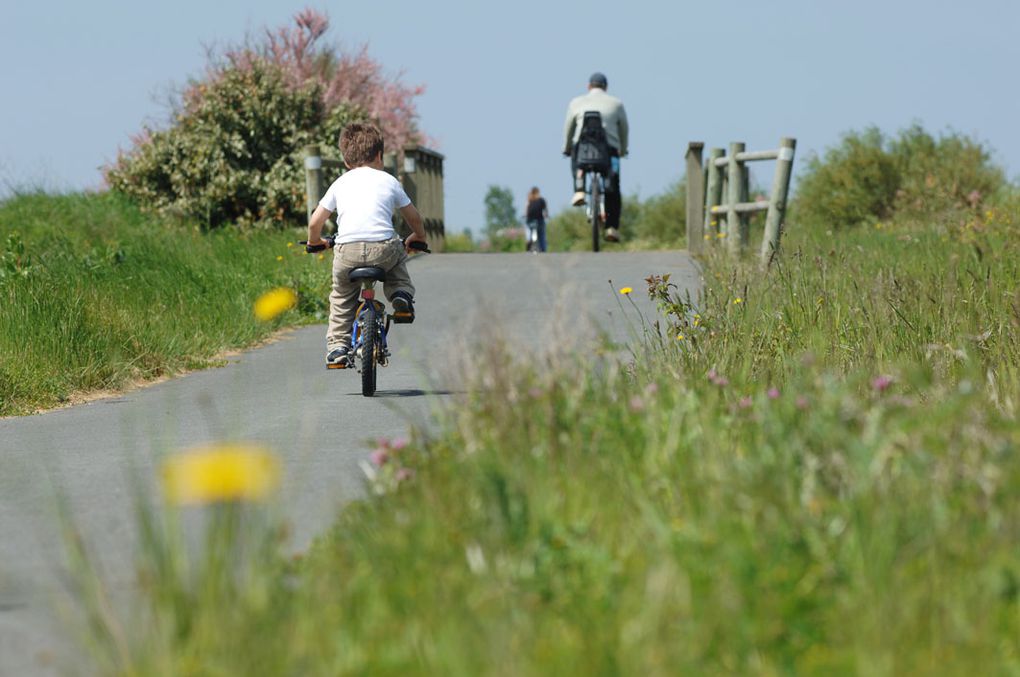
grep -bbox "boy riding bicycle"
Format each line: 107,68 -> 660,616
305,123 -> 428,368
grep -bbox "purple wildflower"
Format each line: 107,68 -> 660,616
871,375 -> 893,392
707,369 -> 729,387
370,448 -> 389,466
767,387 -> 781,400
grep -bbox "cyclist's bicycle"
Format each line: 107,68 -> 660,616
573,111 -> 613,252
303,237 -> 430,397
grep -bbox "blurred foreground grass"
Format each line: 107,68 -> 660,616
79,207 -> 1020,675
0,192 -> 331,415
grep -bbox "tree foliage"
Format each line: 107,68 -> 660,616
483,185 -> 520,237
104,9 -> 427,228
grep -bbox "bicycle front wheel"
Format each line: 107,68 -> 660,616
360,304 -> 378,397
591,176 -> 602,252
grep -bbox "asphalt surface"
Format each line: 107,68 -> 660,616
0,250 -> 700,675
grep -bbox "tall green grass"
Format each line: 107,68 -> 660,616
0,192 -> 330,415
77,207 -> 1020,675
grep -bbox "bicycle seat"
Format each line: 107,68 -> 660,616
348,267 -> 386,282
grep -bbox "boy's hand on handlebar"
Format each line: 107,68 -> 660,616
301,236 -> 334,253
403,232 -> 428,254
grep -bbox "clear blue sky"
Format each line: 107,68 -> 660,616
2,0 -> 1018,232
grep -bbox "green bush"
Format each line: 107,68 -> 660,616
443,229 -> 476,253
106,61 -> 362,229
630,181 -> 685,247
890,124 -> 1006,218
104,10 -> 427,230
795,125 -> 1006,228
546,190 -> 681,252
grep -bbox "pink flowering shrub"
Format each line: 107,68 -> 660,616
105,9 -> 427,228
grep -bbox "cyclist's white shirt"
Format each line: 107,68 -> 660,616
319,167 -> 411,244
563,87 -> 629,156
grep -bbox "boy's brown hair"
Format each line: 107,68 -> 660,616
339,123 -> 384,167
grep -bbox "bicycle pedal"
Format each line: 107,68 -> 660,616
327,363 -> 348,370
390,312 -> 414,324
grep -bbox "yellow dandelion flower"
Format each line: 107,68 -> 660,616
276,255 -> 284,262
317,253 -> 325,261
703,234 -> 711,240
985,210 -> 994,220
162,443 -> 280,505
733,297 -> 743,305
254,287 -> 298,321
676,333 -> 685,340
286,242 -> 294,248
717,232 -> 727,239
619,286 -> 633,295
693,319 -> 700,327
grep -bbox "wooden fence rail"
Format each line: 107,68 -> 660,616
685,137 -> 796,264
302,144 -> 446,252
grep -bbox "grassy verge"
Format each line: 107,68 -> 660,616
79,207 -> 1020,674
0,192 -> 330,416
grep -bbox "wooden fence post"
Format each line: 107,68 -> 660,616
303,145 -> 323,224
726,142 -> 745,255
740,159 -> 751,247
760,137 -> 797,266
704,148 -> 725,239
685,142 -> 705,253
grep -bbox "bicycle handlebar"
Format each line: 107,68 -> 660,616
299,237 -> 430,254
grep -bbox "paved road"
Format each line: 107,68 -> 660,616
0,251 -> 700,675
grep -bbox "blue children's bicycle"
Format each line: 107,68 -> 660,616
303,237 -> 429,397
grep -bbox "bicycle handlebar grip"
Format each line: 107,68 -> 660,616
407,240 -> 431,253
301,237 -> 335,253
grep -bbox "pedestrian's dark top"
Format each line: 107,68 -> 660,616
526,197 -> 547,222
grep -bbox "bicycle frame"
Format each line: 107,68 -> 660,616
584,171 -> 606,219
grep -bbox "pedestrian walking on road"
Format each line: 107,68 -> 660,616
525,187 -> 549,252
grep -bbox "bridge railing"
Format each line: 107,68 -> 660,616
685,137 -> 796,265
302,144 -> 446,252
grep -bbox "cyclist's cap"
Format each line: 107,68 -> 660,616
589,72 -> 608,88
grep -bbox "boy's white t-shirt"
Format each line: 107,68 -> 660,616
318,167 -> 411,244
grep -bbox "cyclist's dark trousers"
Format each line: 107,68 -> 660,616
572,147 -> 621,229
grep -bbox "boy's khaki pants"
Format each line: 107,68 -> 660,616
327,239 -> 415,350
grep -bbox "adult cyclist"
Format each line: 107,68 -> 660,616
563,72 -> 629,242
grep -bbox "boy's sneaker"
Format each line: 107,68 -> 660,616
605,227 -> 621,243
326,346 -> 351,369
572,191 -> 586,206
390,291 -> 415,324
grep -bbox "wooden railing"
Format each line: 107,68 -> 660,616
686,138 -> 796,265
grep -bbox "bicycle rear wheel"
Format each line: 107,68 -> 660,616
360,304 -> 378,397
591,175 -> 602,252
